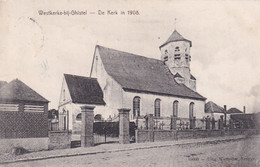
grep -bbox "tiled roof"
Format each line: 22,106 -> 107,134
97,45 -> 206,100
205,101 -> 225,113
64,74 -> 105,105
227,108 -> 243,114
0,79 -> 48,103
160,30 -> 192,48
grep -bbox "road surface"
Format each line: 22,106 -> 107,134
2,135 -> 260,167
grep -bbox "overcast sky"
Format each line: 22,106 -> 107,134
0,0 -> 260,112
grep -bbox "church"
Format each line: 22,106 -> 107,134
58,29 -> 206,132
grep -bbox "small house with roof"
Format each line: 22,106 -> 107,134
0,79 -> 49,153
205,101 -> 225,120
58,29 -> 207,131
58,74 -> 105,133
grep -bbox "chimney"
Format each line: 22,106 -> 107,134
243,106 -> 246,114
224,105 -> 227,112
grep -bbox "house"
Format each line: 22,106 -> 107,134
58,29 -> 207,131
58,74 -> 106,133
227,108 -> 243,114
205,101 -> 225,120
0,79 -> 49,153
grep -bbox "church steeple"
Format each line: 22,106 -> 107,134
160,30 -> 192,49
160,30 -> 196,91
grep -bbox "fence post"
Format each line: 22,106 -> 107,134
206,116 -> 210,130
118,108 -> 130,144
81,105 -> 95,147
212,117 -> 216,130
171,116 -> 177,130
219,116 -> 224,130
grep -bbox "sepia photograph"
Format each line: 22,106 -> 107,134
0,0 -> 259,166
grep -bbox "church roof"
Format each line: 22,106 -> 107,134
96,45 -> 206,100
64,74 -> 105,105
0,79 -> 48,103
227,108 -> 243,114
160,30 -> 192,49
205,101 -> 225,113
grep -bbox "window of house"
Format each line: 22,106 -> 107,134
94,114 -> 102,121
189,102 -> 194,119
165,50 -> 168,54
173,100 -> 179,117
175,46 -> 180,52
76,113 -> 82,121
63,89 -> 65,101
154,98 -> 161,117
133,96 -> 140,118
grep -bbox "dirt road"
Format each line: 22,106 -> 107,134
2,136 -> 260,167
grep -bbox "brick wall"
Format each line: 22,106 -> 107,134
0,138 -> 48,153
0,107 -> 48,139
48,131 -> 72,150
135,129 -> 260,143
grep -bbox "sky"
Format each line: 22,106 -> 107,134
0,0 -> 260,112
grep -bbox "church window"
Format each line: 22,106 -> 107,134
163,55 -> 168,61
174,54 -> 181,60
189,102 -> 194,119
154,98 -> 161,117
133,96 -> 140,118
175,46 -> 180,52
185,54 -> 189,61
76,113 -> 82,121
173,100 -> 179,117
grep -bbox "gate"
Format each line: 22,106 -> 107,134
71,121 -> 136,147
93,121 -> 137,145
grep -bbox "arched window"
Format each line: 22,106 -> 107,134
76,113 -> 82,121
133,97 -> 140,118
94,114 -> 102,121
175,46 -> 180,52
154,98 -> 161,117
189,102 -> 194,119
173,100 -> 179,117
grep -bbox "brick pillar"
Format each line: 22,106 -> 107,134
171,116 -> 177,130
145,114 -> 154,142
118,108 -> 130,144
81,106 -> 95,147
146,114 -> 154,130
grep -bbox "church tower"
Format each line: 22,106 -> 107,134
160,30 -> 196,91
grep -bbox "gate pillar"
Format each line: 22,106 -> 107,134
81,105 -> 95,147
118,108 -> 130,144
